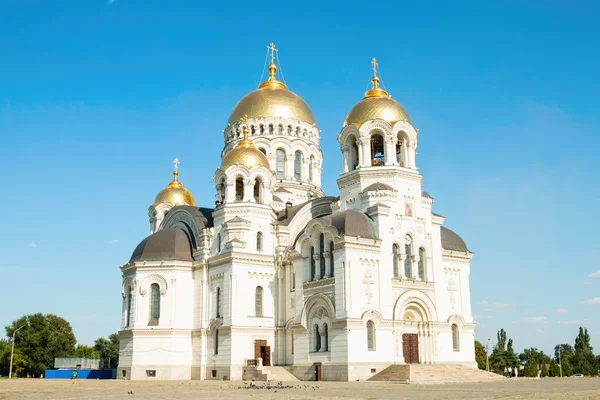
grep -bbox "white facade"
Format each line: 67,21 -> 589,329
118,54 -> 476,381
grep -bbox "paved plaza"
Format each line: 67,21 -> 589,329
1,378 -> 600,400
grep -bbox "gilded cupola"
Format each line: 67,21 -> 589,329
344,58 -> 411,127
221,126 -> 271,170
154,159 -> 196,207
227,43 -> 316,126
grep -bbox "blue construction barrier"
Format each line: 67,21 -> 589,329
45,368 -> 116,379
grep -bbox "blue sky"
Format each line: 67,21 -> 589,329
1,0 -> 599,354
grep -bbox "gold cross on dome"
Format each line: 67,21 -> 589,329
267,42 -> 278,65
371,57 -> 378,77
173,157 -> 180,173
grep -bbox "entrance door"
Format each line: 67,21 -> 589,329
254,340 -> 270,366
402,334 -> 419,364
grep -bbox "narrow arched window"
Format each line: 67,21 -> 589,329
418,247 -> 426,280
214,329 -> 219,355
235,177 -> 244,201
216,287 -> 221,318
309,155 -> 315,183
255,286 -> 263,317
324,323 -> 329,351
291,330 -> 294,354
452,324 -> 460,352
310,246 -> 316,281
350,136 -> 359,170
396,135 -> 403,166
253,178 -> 261,202
405,241 -> 412,279
329,241 -> 334,278
259,147 -> 266,155
125,286 -> 132,327
314,324 -> 321,352
370,134 -> 384,166
319,233 -> 325,279
149,283 -> 160,324
392,244 -> 399,278
256,231 -> 263,252
294,151 -> 302,181
276,149 -> 286,179
367,320 -> 375,350
217,233 -> 221,253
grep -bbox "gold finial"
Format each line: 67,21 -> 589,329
242,125 -> 249,141
259,42 -> 286,90
365,57 -> 388,98
267,42 -> 278,65
172,157 -> 180,181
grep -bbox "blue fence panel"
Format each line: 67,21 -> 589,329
45,369 -> 115,379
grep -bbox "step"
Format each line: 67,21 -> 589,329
262,366 -> 300,382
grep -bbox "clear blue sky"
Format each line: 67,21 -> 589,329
1,0 -> 599,354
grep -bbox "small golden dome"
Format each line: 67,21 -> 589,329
154,159 -> 196,207
221,126 -> 271,170
228,44 -> 316,125
344,58 -> 411,127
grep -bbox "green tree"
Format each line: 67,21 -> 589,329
489,329 -> 519,375
5,313 -> 76,377
73,344 -> 99,359
555,343 -> 574,377
474,341 -> 487,370
93,333 -> 119,368
541,362 -> 549,378
523,359 -> 538,377
573,327 -> 595,375
549,359 -> 560,377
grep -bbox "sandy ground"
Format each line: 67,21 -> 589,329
1,378 -> 599,400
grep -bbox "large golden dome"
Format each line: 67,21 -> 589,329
228,62 -> 316,126
221,126 -> 271,170
344,59 -> 411,127
154,160 -> 195,207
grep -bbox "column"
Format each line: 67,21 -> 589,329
357,143 -> 364,167
360,138 -> 371,167
399,254 -> 407,279
313,254 -> 321,280
225,180 -> 235,202
341,146 -> 349,173
323,252 -> 331,278
243,178 -> 254,202
285,155 -> 294,180
412,254 -> 419,281
384,137 -> 395,165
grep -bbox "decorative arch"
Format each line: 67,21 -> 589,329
359,120 -> 394,139
393,290 -> 437,322
361,309 -> 384,326
139,274 -> 168,296
121,277 -> 134,298
161,206 -> 207,251
300,293 -> 335,329
447,314 -> 466,328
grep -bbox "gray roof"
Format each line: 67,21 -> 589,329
440,226 -> 469,252
422,191 -> 433,199
364,182 -> 395,192
277,197 -> 338,225
129,228 -> 193,263
318,210 -> 379,240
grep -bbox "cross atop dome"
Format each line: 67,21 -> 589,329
365,57 -> 388,98
259,42 -> 286,90
267,42 -> 278,66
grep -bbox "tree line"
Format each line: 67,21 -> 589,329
475,326 -> 600,377
0,313 -> 119,378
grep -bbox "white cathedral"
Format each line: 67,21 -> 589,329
118,44 -> 477,381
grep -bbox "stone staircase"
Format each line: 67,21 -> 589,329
369,364 -> 505,384
262,366 -> 300,382
241,366 -> 268,381
368,365 -> 410,382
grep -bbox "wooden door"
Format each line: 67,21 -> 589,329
254,340 -> 267,359
262,346 -> 271,366
402,334 -> 419,364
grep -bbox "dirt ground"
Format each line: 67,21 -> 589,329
1,378 -> 599,400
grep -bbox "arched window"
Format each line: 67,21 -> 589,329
396,135 -> 403,166
291,330 -> 294,354
255,286 -> 263,317
349,136 -> 359,171
216,287 -> 221,318
235,177 -> 244,201
125,286 -> 132,328
329,241 -> 334,278
268,124 -> 274,135
256,231 -> 263,252
149,283 -> 160,324
418,247 -> 426,280
217,233 -> 221,253
253,178 -> 261,202
452,324 -> 460,352
314,324 -> 321,352
324,323 -> 329,352
216,178 -> 225,204
259,147 -> 266,155
310,246 -> 316,281
392,244 -> 400,278
214,329 -> 219,355
370,134 -> 384,166
294,151 -> 303,180
309,155 -> 315,183
404,239 -> 412,279
276,149 -> 286,179
319,233 -> 325,279
367,320 -> 375,350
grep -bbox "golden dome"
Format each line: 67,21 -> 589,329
344,58 -> 411,127
228,45 -> 316,125
221,126 -> 271,170
154,159 -> 196,207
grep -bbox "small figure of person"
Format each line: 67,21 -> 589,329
71,369 -> 78,383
